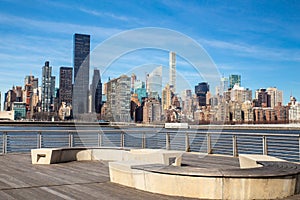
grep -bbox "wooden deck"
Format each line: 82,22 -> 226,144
0,153 -> 298,200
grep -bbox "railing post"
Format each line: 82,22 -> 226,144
166,133 -> 170,150
37,132 -> 42,148
142,133 -> 146,149
263,136 -> 268,155
69,132 -> 73,148
185,133 -> 190,152
232,135 -> 238,157
121,132 -> 125,148
207,133 -> 212,154
2,132 -> 7,154
299,134 -> 300,162
98,132 -> 102,147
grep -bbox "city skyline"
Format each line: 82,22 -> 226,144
0,1 -> 299,105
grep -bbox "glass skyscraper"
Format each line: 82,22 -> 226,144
195,82 -> 209,106
229,74 -> 241,89
90,68 -> 102,113
73,33 -> 90,114
147,66 -> 162,99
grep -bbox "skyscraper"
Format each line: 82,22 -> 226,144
162,84 -> 172,111
24,75 -> 38,119
41,61 -> 55,112
255,88 -> 271,107
267,87 -> 283,108
147,66 -> 162,99
131,73 -> 137,94
219,77 -> 229,95
90,69 -> 102,113
143,98 -> 161,123
73,33 -> 90,114
59,67 -> 73,106
104,75 -> 131,122
195,82 -> 209,106
229,74 -> 241,88
169,51 -> 176,93
230,85 -> 252,104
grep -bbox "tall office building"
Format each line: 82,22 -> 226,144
162,84 -> 172,111
59,67 -> 73,106
4,87 -> 17,111
195,82 -> 209,106
90,69 -> 102,113
131,73 -> 137,94
73,33 -> 90,114
218,77 -> 229,95
133,80 -> 147,104
143,98 -> 161,123
24,75 -> 38,119
169,52 -> 176,93
230,85 -> 252,104
104,75 -> 131,122
41,61 -> 56,112
267,87 -> 283,108
147,66 -> 162,99
229,74 -> 241,89
255,88 -> 270,107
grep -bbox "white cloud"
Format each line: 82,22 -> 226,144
0,13 -> 122,38
79,7 -> 133,22
199,38 -> 300,62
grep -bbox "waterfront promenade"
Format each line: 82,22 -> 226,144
0,153 -> 299,199
0,153 -> 193,200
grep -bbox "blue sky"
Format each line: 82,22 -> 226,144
0,0 -> 299,105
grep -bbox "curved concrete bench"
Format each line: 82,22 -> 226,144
109,154 -> 300,200
31,148 -> 300,199
31,147 -> 183,166
31,147 -> 129,164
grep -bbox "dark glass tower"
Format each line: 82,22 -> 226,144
73,33 -> 90,114
41,61 -> 56,112
59,67 -> 73,106
229,74 -> 241,89
195,82 -> 209,106
90,69 -> 102,113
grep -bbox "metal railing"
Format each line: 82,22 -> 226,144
0,130 -> 299,162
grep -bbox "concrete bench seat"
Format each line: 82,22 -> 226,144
110,153 -> 300,200
31,147 -> 129,164
31,148 -> 300,199
31,147 -> 183,166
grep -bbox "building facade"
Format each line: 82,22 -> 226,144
230,85 -> 252,104
59,67 -> 73,106
90,69 -> 102,113
255,88 -> 270,107
229,74 -> 241,89
104,75 -> 131,122
143,98 -> 161,123
169,51 -> 176,93
73,33 -> 90,114
162,84 -> 172,111
13,102 -> 26,120
267,87 -> 283,108
195,82 -> 209,106
146,66 -> 162,99
41,61 -> 55,112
